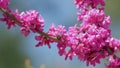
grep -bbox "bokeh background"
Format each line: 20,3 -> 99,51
0,0 -> 120,68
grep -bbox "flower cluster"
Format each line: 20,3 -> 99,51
74,0 -> 105,10
107,56 -> 120,68
0,8 -> 44,36
0,0 -> 120,68
75,0 -> 120,67
35,8 -> 119,66
40,8 -> 112,66
17,10 -> 44,36
0,0 -> 9,9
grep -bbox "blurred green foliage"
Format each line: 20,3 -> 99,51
0,28 -> 25,68
0,0 -> 28,68
105,0 -> 120,21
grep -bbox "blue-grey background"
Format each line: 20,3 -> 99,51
0,0 -> 120,68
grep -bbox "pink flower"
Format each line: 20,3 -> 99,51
0,13 -> 16,29
78,9 -> 110,27
35,24 -> 67,49
48,24 -> 66,37
12,10 -> 44,36
0,0 -> 9,9
107,56 -> 120,68
74,0 -> 105,10
109,38 -> 120,52
20,27 -> 30,37
35,35 -> 51,48
0,9 -> 44,37
19,10 -> 44,36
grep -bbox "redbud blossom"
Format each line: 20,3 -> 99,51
19,10 -> 44,36
107,56 -> 120,68
1,10 -> 44,36
0,0 -> 9,9
74,0 -> 105,10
